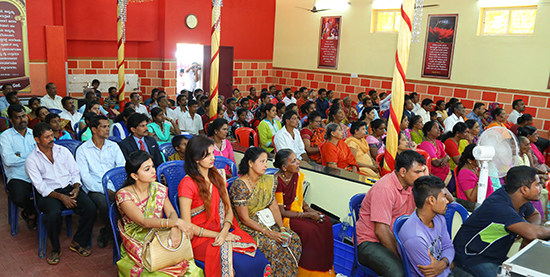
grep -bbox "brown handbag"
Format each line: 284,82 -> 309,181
142,228 -> 194,272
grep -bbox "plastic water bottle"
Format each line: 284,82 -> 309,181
338,213 -> 353,242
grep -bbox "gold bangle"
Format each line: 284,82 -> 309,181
223,220 -> 233,227
199,227 -> 204,237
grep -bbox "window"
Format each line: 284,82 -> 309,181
480,6 -> 537,35
373,9 -> 401,33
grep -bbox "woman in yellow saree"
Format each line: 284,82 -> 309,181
116,150 -> 203,277
345,121 -> 380,178
230,147 -> 302,277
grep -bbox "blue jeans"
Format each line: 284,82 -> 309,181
461,262 -> 499,277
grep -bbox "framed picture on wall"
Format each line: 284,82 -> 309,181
421,14 -> 459,79
318,16 -> 341,69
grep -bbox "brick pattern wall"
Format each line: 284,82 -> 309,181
233,60 -> 273,93
67,58 -> 177,98
268,67 -> 550,134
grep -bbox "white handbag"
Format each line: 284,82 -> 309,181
256,208 -> 276,227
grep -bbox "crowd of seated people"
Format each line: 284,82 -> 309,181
3,81 -> 550,276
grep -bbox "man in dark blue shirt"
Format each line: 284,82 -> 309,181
453,166 -> 550,277
315,88 -> 329,119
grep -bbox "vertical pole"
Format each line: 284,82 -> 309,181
117,0 -> 127,111
209,0 -> 222,122
383,0 -> 414,171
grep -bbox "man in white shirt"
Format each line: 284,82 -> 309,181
40,83 -> 63,110
443,102 -> 466,133
129,91 -> 149,115
282,88 -> 297,106
76,114 -> 125,249
274,110 -> 309,161
0,83 -> 13,112
184,62 -> 201,92
415,98 -> 434,125
25,123 -> 96,264
59,96 -> 82,132
173,94 -> 188,121
508,99 -> 525,125
410,92 -> 421,114
0,104 -> 37,230
178,99 -> 204,135
157,95 -> 177,121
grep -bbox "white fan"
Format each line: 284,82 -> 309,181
474,127 -> 519,203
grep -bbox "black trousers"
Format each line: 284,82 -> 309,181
7,179 -> 36,217
87,191 -> 110,230
357,241 -> 405,277
35,186 -> 97,252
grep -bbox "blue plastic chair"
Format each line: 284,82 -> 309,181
108,202 -> 121,263
32,188 -> 76,258
159,142 -> 176,161
1,156 -> 18,236
444,202 -> 469,238
227,176 -> 238,191
54,139 -> 82,157
73,122 -> 79,133
214,156 -> 238,176
349,193 -> 380,277
157,161 -> 186,216
393,215 -> 412,277
265,168 -> 279,175
48,108 -> 62,114
108,136 -> 122,143
102,166 -> 127,264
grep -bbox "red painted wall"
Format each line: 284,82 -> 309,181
27,0 -> 275,60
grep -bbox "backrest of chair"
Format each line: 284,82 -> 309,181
416,148 -> 432,172
235,127 -> 255,148
265,168 -> 279,175
0,156 -> 7,191
156,161 -> 185,212
393,215 -> 412,277
159,142 -> 176,161
108,136 -> 122,143
227,176 -> 238,190
214,156 -> 238,176
101,167 -> 127,208
444,202 -> 469,238
0,116 -> 10,132
249,100 -> 256,109
48,108 -> 62,114
375,153 -> 392,177
454,169 -> 462,199
54,139 -> 82,157
109,202 -> 121,260
271,134 -> 277,153
349,193 -> 366,263
73,122 -> 79,133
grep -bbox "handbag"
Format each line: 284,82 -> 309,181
256,208 -> 276,228
142,228 -> 194,272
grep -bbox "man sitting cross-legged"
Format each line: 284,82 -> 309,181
399,175 -> 468,277
25,122 -> 97,265
76,114 -> 125,248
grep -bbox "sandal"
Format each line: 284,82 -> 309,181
69,243 -> 92,257
47,251 -> 61,265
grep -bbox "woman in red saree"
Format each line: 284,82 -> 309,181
179,135 -> 271,277
274,150 -> 335,277
418,121 -> 451,183
300,111 -> 326,163
321,123 -> 359,173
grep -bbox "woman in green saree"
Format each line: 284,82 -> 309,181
116,150 -> 203,277
229,147 -> 302,277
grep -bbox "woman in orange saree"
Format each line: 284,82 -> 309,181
179,135 -> 271,277
321,123 -> 359,173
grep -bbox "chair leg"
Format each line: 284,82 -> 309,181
65,215 -> 72,237
8,197 -> 18,236
37,213 -> 46,258
350,264 -> 357,277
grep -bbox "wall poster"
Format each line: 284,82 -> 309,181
318,16 -> 341,69
421,14 -> 458,79
0,0 -> 30,92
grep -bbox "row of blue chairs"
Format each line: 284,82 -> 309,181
348,193 -> 469,277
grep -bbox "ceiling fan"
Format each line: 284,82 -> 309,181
296,0 -> 331,13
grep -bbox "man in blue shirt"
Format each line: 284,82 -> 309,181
315,88 -> 329,119
466,102 -> 485,135
76,114 -> 125,248
453,166 -> 550,277
0,83 -> 13,112
0,104 -> 37,229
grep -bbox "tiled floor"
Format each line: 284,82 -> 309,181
0,182 -> 118,276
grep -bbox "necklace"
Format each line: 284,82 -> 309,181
132,184 -> 148,203
247,174 -> 258,189
280,172 -> 292,184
